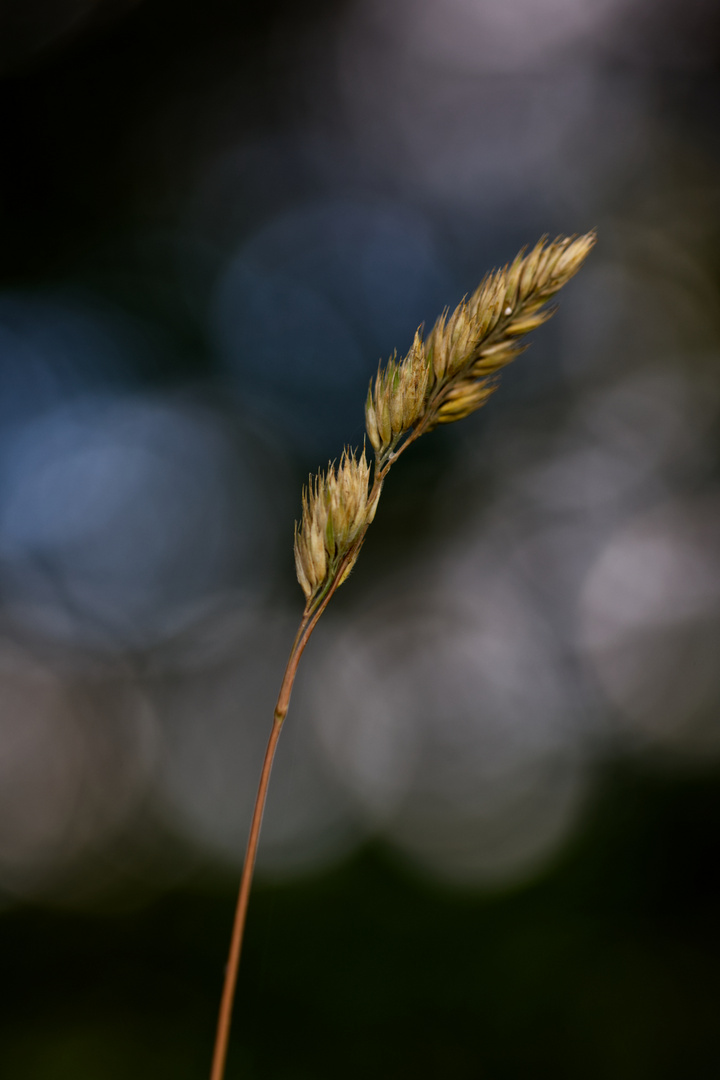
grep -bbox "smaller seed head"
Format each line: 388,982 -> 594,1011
294,448 -> 372,603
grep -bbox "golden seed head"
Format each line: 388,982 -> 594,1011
294,448 -> 372,602
301,230 -> 594,604
364,230 -> 595,450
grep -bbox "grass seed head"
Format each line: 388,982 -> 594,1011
306,231 -> 594,602
364,230 -> 595,453
294,448 -> 372,603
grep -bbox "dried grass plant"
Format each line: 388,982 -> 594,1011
209,232 -> 596,1080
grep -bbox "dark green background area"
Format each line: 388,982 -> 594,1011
2,766 -> 719,1079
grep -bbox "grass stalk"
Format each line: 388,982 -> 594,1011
208,232 -> 595,1080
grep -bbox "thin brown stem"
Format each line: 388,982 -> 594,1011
209,617 -> 304,1080
209,711 -> 283,1080
209,565 -> 354,1080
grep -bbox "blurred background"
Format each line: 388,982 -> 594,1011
1,0 -> 720,1076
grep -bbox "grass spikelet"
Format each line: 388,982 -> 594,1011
294,448 -> 372,605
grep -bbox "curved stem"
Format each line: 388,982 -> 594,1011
209,565 -> 354,1080
209,711 -> 283,1080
